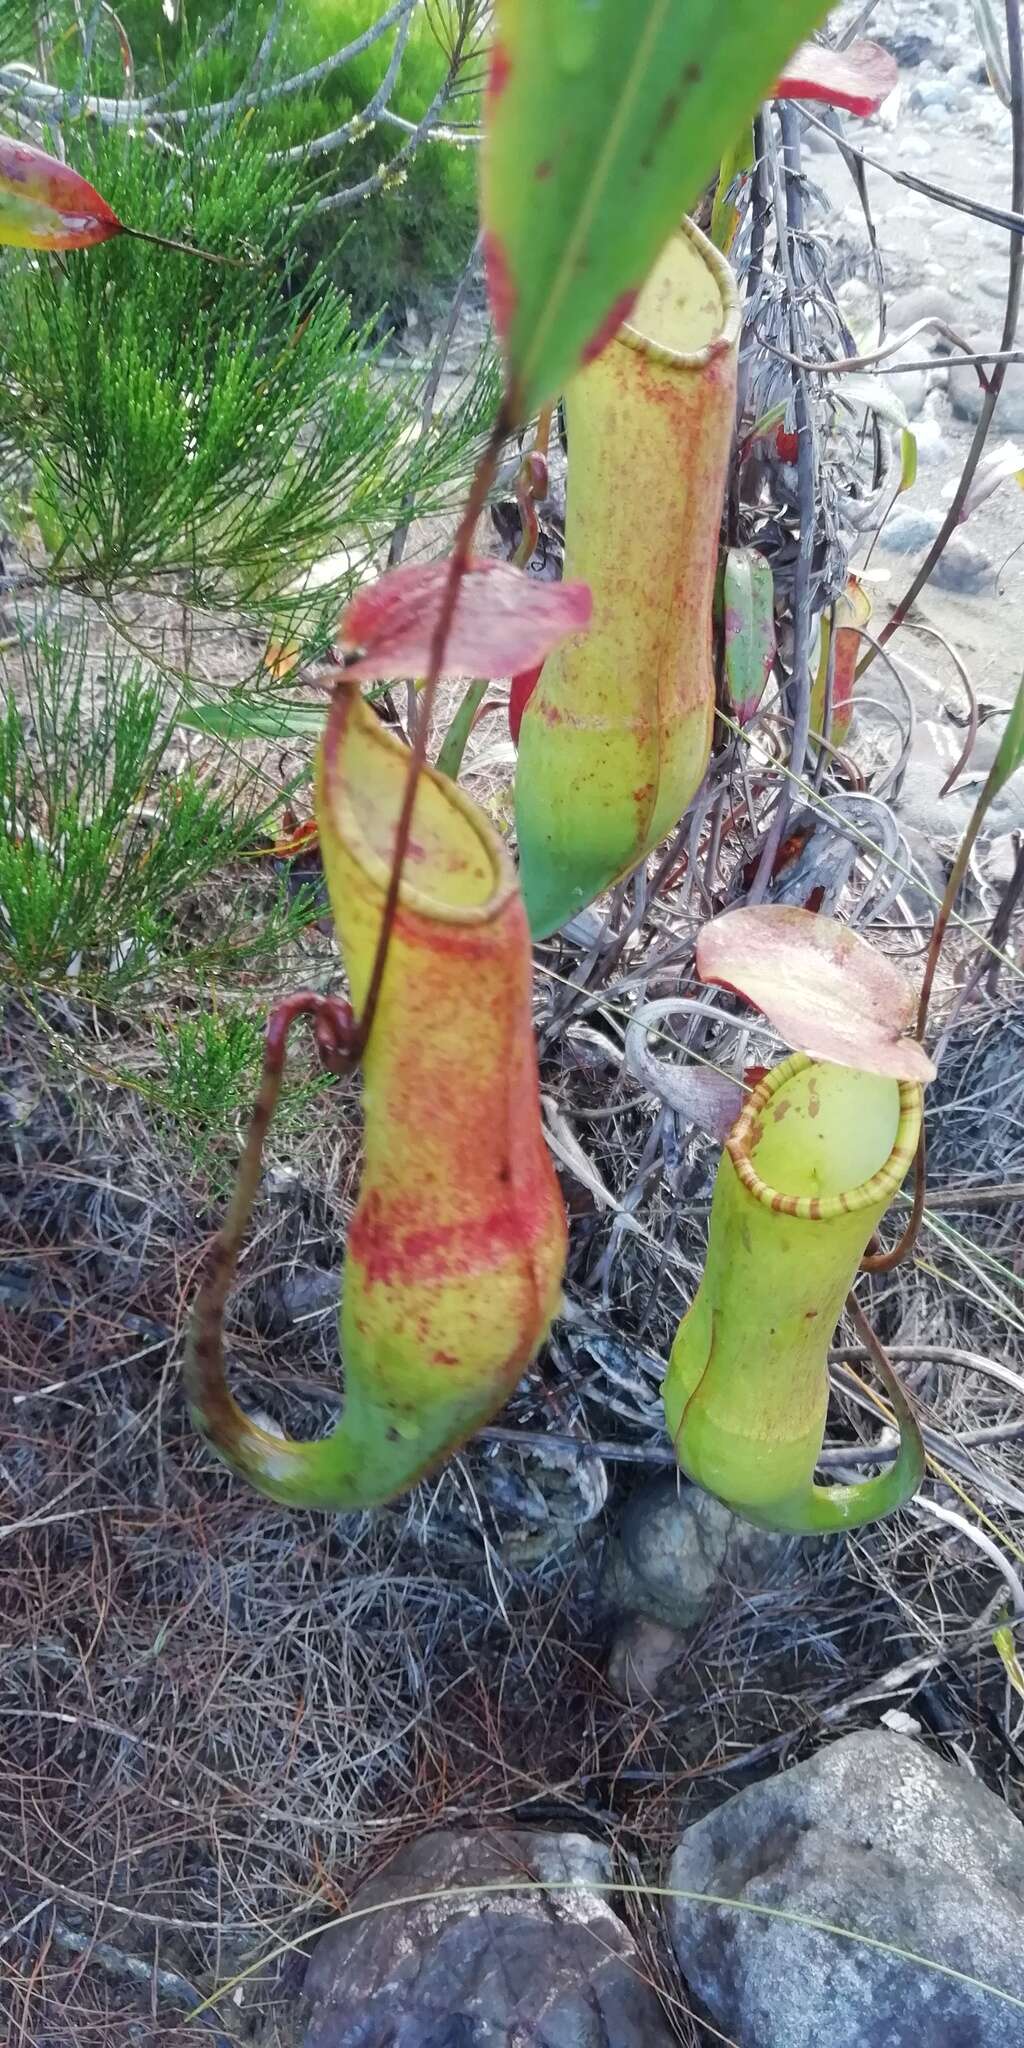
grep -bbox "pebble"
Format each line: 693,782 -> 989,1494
883,32 -> 934,67
910,414 -> 951,464
887,284 -> 969,340
880,508 -> 945,553
601,1477 -> 797,1636
606,1616 -> 688,1706
931,533 -> 993,593
950,359 -> 1024,434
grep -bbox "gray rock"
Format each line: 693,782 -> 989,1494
667,1728 -> 1024,2048
910,78 -> 958,111
606,1616 -> 688,1706
883,31 -> 933,65
880,508 -> 944,554
887,285 -> 970,343
900,369 -> 928,420
303,1829 -> 677,2047
601,1477 -> 794,1634
950,357 -> 1024,434
276,1264 -> 340,1324
930,533 -> 993,593
895,718 -> 978,844
977,268 -> 1013,301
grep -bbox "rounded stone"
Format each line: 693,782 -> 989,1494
667,1728 -> 1024,2048
601,1477 -> 795,1634
304,1828 -> 678,2047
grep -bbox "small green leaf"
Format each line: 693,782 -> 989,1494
989,674 -> 1024,801
481,0 -> 830,416
993,1619 -> 1024,1698
720,547 -> 775,723
177,698 -> 327,743
436,680 -> 488,782
899,428 -> 918,494
743,399 -> 790,446
711,128 -> 754,253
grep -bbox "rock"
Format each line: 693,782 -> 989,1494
275,1264 -> 340,1325
887,285 -> 970,342
880,514 -> 992,595
985,831 -> 1024,888
883,31 -> 934,65
880,508 -> 944,554
601,1477 -> 794,1635
910,413 -> 951,464
908,80 -> 956,113
977,269 -> 1012,302
303,1829 -> 677,2047
950,358 -> 1024,434
930,534 -> 992,594
895,719 -> 979,843
667,1728 -> 1024,2048
895,366 -> 927,420
606,1616 -> 688,1706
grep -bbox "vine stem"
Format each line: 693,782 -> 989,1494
121,224 -> 249,266
350,403 -> 512,1060
186,994 -> 356,1437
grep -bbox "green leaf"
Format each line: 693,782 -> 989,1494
989,674 -> 1024,801
743,399 -> 790,445
436,679 -> 489,782
993,1618 -> 1024,1699
711,127 -> 754,254
720,547 -> 775,724
177,697 -> 327,743
481,0 -> 831,416
899,428 -> 918,494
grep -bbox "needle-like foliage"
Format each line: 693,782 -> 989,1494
0,117 -> 495,603
0,617 -> 318,997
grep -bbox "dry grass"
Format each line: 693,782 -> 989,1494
2,948 -> 1024,2045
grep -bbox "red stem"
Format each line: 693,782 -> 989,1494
350,403 -> 512,1059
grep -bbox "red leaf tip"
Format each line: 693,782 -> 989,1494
776,39 -> 899,117
337,557 -> 591,685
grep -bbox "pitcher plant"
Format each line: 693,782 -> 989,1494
514,220 -> 740,938
665,1051 -> 926,1533
186,682 -> 567,1509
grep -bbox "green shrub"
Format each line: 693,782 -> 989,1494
0,113 -> 493,607
0,618 -> 317,999
60,0 -> 482,324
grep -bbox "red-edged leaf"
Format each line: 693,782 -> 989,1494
336,558 -> 591,684
776,39 -> 898,115
509,662 -> 542,744
697,907 -> 935,1082
0,138 -> 123,251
